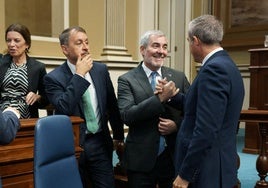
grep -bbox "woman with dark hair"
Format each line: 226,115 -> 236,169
0,23 -> 48,118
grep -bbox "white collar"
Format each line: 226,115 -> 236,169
141,62 -> 162,78
202,47 -> 223,66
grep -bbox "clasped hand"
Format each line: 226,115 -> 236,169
155,78 -> 179,102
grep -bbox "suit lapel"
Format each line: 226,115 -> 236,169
62,62 -> 85,113
62,62 -> 74,82
161,66 -> 173,81
88,64 -> 104,115
134,64 -> 154,96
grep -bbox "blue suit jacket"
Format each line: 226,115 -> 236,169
0,110 -> 20,145
43,61 -> 124,148
173,50 -> 244,188
0,110 -> 20,188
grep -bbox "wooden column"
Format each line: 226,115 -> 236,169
240,110 -> 268,188
101,0 -> 133,62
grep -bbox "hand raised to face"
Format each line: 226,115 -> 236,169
75,53 -> 93,76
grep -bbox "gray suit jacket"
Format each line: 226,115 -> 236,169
117,63 -> 190,172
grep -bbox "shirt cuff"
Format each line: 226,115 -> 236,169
3,108 -> 21,119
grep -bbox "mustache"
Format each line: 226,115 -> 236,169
81,52 -> 89,58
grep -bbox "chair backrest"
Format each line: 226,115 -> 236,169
34,115 -> 83,188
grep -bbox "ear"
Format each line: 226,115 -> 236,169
192,36 -> 201,46
61,45 -> 68,56
140,45 -> 145,57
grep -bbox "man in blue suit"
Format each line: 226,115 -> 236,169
0,107 -> 20,144
43,26 -> 124,188
157,15 -> 245,188
0,107 -> 20,188
0,54 -> 20,144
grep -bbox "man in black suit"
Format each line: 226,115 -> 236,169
117,30 -> 190,188
43,26 -> 124,188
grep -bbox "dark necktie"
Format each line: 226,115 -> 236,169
82,88 -> 99,134
150,71 -> 165,155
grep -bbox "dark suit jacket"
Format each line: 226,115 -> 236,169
117,63 -> 190,172
0,54 -> 48,118
0,110 -> 20,145
43,61 -> 124,149
173,50 -> 245,188
0,109 -> 20,187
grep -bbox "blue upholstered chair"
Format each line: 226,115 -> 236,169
34,115 -> 83,188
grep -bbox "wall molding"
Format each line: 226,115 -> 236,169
33,55 -> 139,71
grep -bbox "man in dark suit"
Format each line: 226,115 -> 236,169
117,30 -> 190,188
159,15 -> 245,188
0,54 -> 21,145
0,107 -> 20,187
43,26 -> 124,188
0,107 -> 20,144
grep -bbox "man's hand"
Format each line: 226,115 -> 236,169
173,175 -> 189,188
76,53 -> 93,76
113,140 -> 124,151
157,80 -> 179,102
154,78 -> 168,94
158,117 -> 177,135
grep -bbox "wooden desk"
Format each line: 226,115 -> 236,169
240,109 -> 268,188
0,116 -> 83,188
244,48 -> 268,154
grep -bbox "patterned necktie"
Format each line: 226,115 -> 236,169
150,71 -> 165,155
82,89 -> 99,134
150,71 -> 157,91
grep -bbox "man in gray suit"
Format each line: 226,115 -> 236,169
117,30 -> 190,188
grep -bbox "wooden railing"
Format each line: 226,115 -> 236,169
0,116 -> 84,188
240,109 -> 268,188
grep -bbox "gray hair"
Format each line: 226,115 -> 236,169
140,30 -> 166,47
188,14 -> 223,45
59,26 -> 87,46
